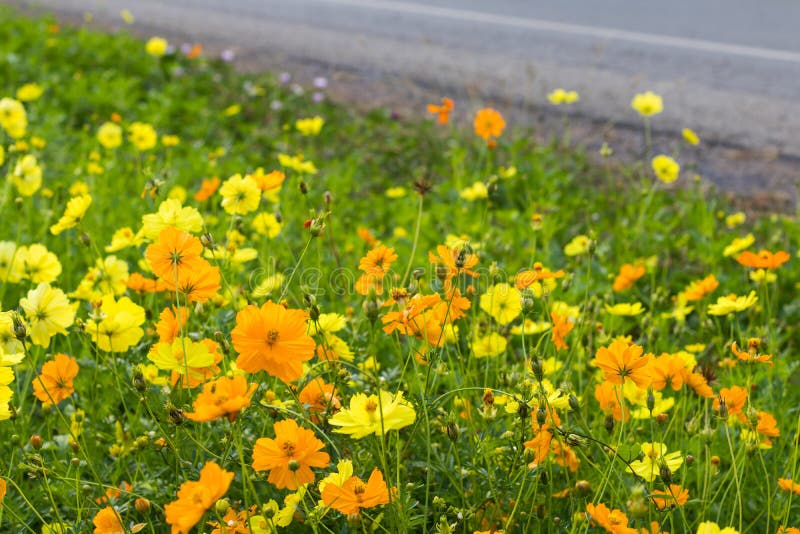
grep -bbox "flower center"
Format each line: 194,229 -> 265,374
266,329 -> 280,346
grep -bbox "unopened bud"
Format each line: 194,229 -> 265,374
135,498 -> 151,514
30,435 -> 43,450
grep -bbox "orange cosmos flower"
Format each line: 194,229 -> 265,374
713,385 -> 748,421
250,169 -> 285,192
681,274 -> 719,301
321,468 -> 390,515
731,339 -> 773,367
650,484 -> 689,510
194,177 -> 221,201
126,272 -> 169,293
778,478 -> 800,495
428,244 -> 480,282
473,108 -> 506,141
356,244 -> 399,296
185,375 -> 257,422
550,311 -> 573,351
585,502 -> 634,534
683,370 -> 714,398
33,353 -> 79,405
162,260 -> 221,303
156,306 -> 189,344
514,262 -> 565,290
93,506 -> 124,534
356,227 -> 379,247
252,418 -> 330,490
736,249 -> 790,269
648,353 -> 685,391
612,263 -> 645,292
165,461 -> 234,534
427,97 -> 454,124
145,227 -> 204,281
591,339 -> 651,389
186,43 -> 203,59
231,301 -> 316,382
595,380 -> 627,422
298,377 -> 341,417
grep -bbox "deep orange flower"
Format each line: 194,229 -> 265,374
612,263 -> 645,292
515,262 -> 565,290
93,506 -> 124,534
523,411 -> 579,472
427,97 -> 454,124
778,478 -> 800,495
33,353 -> 79,405
207,506 -> 255,533
683,370 -> 714,397
231,301 -> 315,382
713,385 -> 748,421
731,339 -> 773,367
126,272 -> 169,293
650,484 -> 689,510
382,293 -> 448,347
252,419 -> 330,490
585,502 -> 636,534
648,353 -> 685,391
356,245 -> 398,296
754,410 -> 780,446
250,169 -> 285,192
550,311 -> 573,351
428,244 -> 480,282
165,461 -> 234,534
682,274 -> 719,301
298,377 -> 341,417
185,375 -> 257,422
591,339 -> 651,389
473,108 -> 506,141
595,380 -> 627,422
156,306 -> 190,344
145,227 -> 204,281
162,260 -> 221,303
321,468 -> 390,515
736,249 -> 790,269
194,177 -> 220,201
186,43 -> 203,59
356,227 -> 379,247
0,479 -> 6,507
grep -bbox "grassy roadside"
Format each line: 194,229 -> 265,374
2,5 -> 800,533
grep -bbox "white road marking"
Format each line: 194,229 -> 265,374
312,0 -> 800,63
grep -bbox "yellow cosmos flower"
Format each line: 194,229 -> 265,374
145,36 -> 168,57
682,128 -> 700,145
252,212 -> 282,237
725,212 -> 746,229
604,302 -> 644,316
220,174 -> 261,215
651,154 -> 680,183
460,182 -> 489,201
696,521 -> 739,534
97,122 -> 122,149
16,244 -> 62,284
329,390 -> 416,439
628,442 -> 683,482
295,116 -> 324,136
71,256 -> 130,300
509,319 -> 551,336
11,154 -> 42,196
84,295 -> 145,352
0,312 -> 25,363
749,269 -> 776,284
105,227 -> 141,252
161,134 -> 180,147
141,199 -> 204,240
723,234 -> 754,257
148,337 -> 215,373
0,97 -> 27,134
631,91 -> 663,116
564,235 -> 591,256
16,83 -> 44,102
50,194 -> 92,235
20,283 -> 75,347
472,332 -> 507,358
128,122 -> 157,151
480,283 -> 522,325
707,291 -> 758,316
251,273 -> 285,298
547,88 -> 580,105
385,186 -> 407,198
277,153 -> 318,174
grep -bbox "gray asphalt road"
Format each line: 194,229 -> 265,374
7,0 -> 800,193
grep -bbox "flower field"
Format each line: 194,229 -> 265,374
2,7 -> 800,534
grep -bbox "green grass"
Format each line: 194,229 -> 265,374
1,5 -> 800,533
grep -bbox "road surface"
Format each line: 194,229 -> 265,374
7,0 -> 800,196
